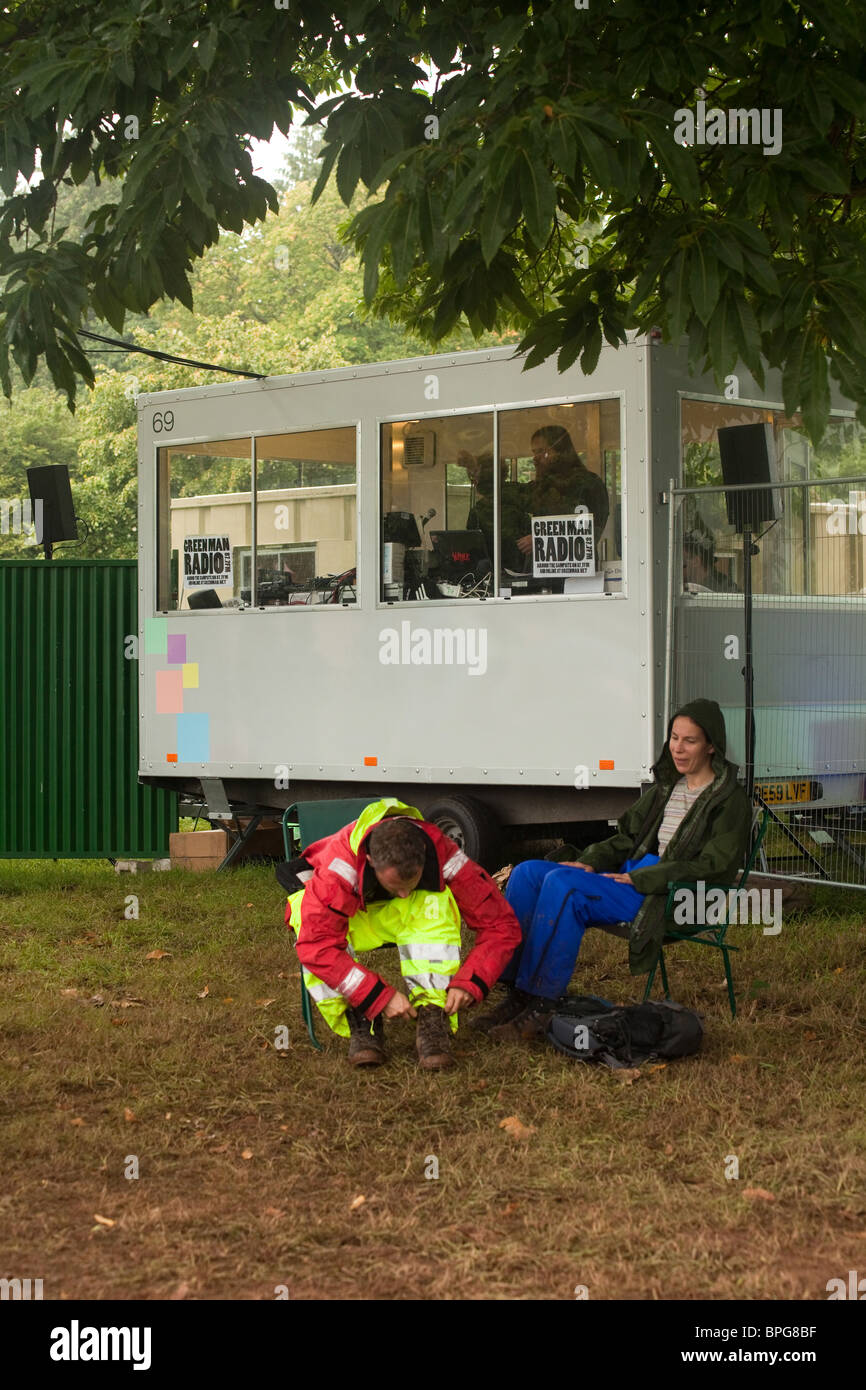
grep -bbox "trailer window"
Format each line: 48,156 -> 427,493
682,401 -> 866,598
157,441 -> 252,611
380,414 -> 494,600
379,404 -> 619,601
254,429 -> 357,607
495,402 -> 617,597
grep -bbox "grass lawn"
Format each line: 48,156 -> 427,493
1,856 -> 864,1301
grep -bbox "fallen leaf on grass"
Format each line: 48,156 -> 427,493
499,1115 -> 536,1140
279,1125 -> 289,1132
263,1207 -> 285,1219
742,1187 -> 775,1202
803,1029 -> 818,1041
241,1148 -> 254,1160
503,1202 -> 519,1215
93,1214 -> 115,1227
110,1019 -> 125,1027
196,985 -> 209,999
145,949 -> 172,960
169,1282 -> 191,1301
69,1117 -> 86,1127
645,1062 -> 667,1074
664,1143 -> 674,1155
469,1080 -> 488,1092
222,997 -> 234,1004
210,1143 -> 229,1154
256,998 -> 276,1008
113,997 -> 146,1009
89,994 -> 105,1007
60,987 -> 79,997
615,1068 -> 642,1085
834,966 -> 845,974
349,1195 -> 366,1210
123,1108 -> 137,1123
729,1053 -> 748,1063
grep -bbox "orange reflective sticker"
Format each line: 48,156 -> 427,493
599,759 -> 615,770
166,753 -> 178,763
363,756 -> 378,766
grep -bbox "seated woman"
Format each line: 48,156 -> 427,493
473,698 -> 753,1041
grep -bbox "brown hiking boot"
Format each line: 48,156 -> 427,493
415,1005 -> 455,1070
488,999 -> 554,1043
470,987 -> 530,1034
346,1007 -> 386,1067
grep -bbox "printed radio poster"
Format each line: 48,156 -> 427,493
183,535 -> 233,586
531,513 -> 595,578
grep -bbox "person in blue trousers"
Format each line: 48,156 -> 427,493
473,698 -> 752,1041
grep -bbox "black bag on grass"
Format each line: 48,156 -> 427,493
546,995 -> 703,1070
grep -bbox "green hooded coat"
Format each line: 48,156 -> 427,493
571,699 -> 753,975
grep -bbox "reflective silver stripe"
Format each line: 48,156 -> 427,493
297,868 -> 313,883
307,980 -> 343,1003
404,971 -> 454,992
328,857 -> 359,889
442,850 -> 468,880
338,965 -> 366,996
398,942 -> 460,965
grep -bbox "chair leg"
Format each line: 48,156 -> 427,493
300,978 -> 323,1051
643,962 -> 657,1001
721,947 -> 737,1019
658,949 -> 670,999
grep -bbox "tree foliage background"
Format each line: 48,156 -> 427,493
3,0 -> 866,557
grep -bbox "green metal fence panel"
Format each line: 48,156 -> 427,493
0,560 -> 177,858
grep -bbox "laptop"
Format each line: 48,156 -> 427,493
429,529 -> 489,577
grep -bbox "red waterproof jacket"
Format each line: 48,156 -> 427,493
286,799 -> 520,1020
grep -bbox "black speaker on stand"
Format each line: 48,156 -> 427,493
26,465 -> 78,561
717,423 -> 782,801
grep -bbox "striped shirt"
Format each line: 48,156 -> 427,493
657,777 -> 710,853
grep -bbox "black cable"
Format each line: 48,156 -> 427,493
78,329 -> 266,379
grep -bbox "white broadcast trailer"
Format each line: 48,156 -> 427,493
136,332 -> 865,863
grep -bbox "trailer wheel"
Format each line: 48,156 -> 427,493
423,796 -> 501,871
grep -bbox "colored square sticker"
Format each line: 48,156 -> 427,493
166,634 -> 187,664
145,617 -> 167,656
182,663 -> 199,689
177,712 -> 210,763
156,669 -> 184,714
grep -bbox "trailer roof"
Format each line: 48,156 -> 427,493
136,334 -> 652,407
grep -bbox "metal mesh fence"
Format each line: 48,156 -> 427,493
667,475 -> 866,889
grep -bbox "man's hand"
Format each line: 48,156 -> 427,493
560,861 -> 595,871
601,872 -> 633,885
444,986 -> 474,1015
516,534 -> 533,554
383,991 -> 417,1020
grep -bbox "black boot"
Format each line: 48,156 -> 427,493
470,986 -> 530,1034
346,1007 -> 386,1067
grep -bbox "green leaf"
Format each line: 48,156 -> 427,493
311,141 -> 340,204
336,142 -> 361,205
197,27 -> 219,73
689,241 -> 722,326
479,159 -> 519,265
743,249 -> 780,298
665,251 -> 690,339
517,149 -> 556,250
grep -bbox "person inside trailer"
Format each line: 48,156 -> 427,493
516,425 -> 610,563
682,527 -> 739,593
279,799 -> 520,1069
472,699 -> 752,1041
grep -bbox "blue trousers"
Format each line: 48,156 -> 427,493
502,854 -> 660,1000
